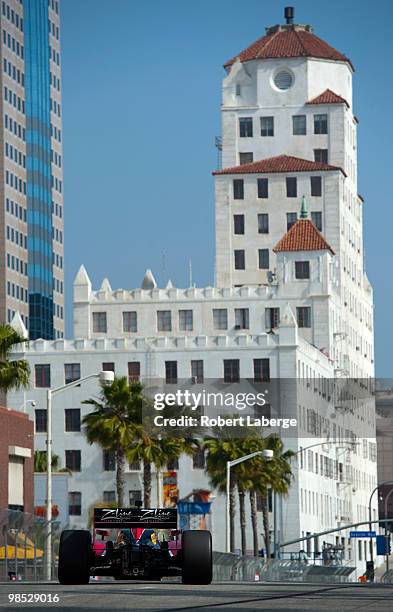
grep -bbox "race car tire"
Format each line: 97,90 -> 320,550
58,529 -> 91,585
181,530 -> 212,585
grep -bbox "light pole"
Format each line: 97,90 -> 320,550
272,439 -> 359,558
45,370 -> 114,581
384,488 -> 393,572
226,449 -> 273,553
368,480 -> 393,567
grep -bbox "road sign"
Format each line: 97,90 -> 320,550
177,501 -> 211,515
349,530 -> 376,538
376,534 -> 391,555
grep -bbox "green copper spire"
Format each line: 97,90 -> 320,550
299,195 -> 308,219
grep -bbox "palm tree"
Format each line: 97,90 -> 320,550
245,436 -> 294,557
34,450 -> 70,473
83,377 -> 199,508
0,324 -> 30,393
204,432 -> 294,557
127,432 -> 184,507
204,435 -> 241,553
83,377 -> 140,506
127,389 -> 200,508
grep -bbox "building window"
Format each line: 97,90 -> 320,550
65,409 -> 81,432
213,308 -> 228,330
257,213 -> 269,234
311,211 -> 322,231
234,214 -> 245,234
191,360 -> 204,383
103,491 -> 116,503
35,409 -> 47,433
234,249 -> 245,270
295,261 -> 310,279
35,364 -> 50,388
235,308 -> 249,329
265,307 -> 280,330
179,309 -> 193,331
165,361 -> 178,384
92,312 -> 107,333
314,113 -> 328,134
128,362 -> 140,383
287,212 -> 297,230
193,449 -> 205,469
292,115 -> 306,135
224,359 -> 240,383
257,178 -> 268,198
157,310 -> 172,331
65,450 -> 81,472
311,176 -> 322,197
314,149 -> 328,163
258,249 -> 269,269
103,450 -> 115,471
129,490 -> 142,506
296,306 -> 312,328
68,492 -> 81,516
233,179 -> 244,199
129,460 -> 141,471
254,358 -> 270,382
239,152 -> 253,165
123,311 -> 137,332
64,363 -> 80,385
102,362 -> 115,372
260,116 -> 274,137
286,177 -> 297,198
239,117 -> 253,137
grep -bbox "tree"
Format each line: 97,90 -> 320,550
204,435 -> 241,553
127,387 -> 199,508
0,324 -> 30,393
82,377 -> 140,506
204,431 -> 294,557
34,450 -> 70,473
83,377 -> 198,508
245,436 -> 294,557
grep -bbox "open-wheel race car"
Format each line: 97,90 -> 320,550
58,506 -> 212,585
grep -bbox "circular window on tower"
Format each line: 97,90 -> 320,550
272,69 -> 294,91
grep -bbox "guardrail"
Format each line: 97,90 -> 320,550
213,552 -> 356,583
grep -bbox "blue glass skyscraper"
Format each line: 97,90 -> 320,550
1,0 -> 64,339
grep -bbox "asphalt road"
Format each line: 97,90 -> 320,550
1,580 -> 393,612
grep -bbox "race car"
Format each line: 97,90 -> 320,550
58,506 -> 212,585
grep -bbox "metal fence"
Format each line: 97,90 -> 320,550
0,509 -> 61,582
213,552 -> 356,583
0,513 -> 356,584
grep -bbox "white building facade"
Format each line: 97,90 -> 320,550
9,8 -> 378,574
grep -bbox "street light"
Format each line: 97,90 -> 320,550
45,369 -> 114,581
384,488 -> 393,572
368,480 -> 393,569
272,439 -> 359,558
226,449 -> 273,553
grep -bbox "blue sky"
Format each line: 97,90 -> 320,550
60,0 -> 392,376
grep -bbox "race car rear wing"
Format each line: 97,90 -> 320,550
93,507 -> 178,529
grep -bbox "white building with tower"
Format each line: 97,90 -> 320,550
9,7 -> 378,573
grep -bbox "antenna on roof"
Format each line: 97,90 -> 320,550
189,259 -> 193,288
284,6 -> 294,24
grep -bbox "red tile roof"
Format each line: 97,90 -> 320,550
213,155 -> 345,176
224,27 -> 354,71
307,88 -> 349,108
273,219 -> 335,254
